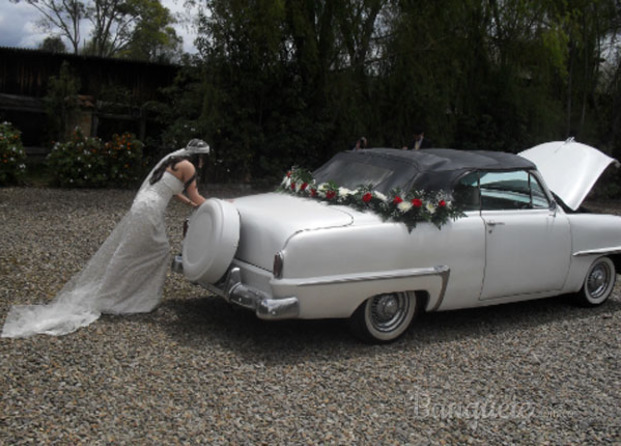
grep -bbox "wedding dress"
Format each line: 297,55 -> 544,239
2,170 -> 186,338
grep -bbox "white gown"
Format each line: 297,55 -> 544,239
1,171 -> 185,338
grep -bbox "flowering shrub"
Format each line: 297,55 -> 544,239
47,128 -> 107,187
278,167 -> 464,231
104,132 -> 144,188
0,122 -> 27,186
47,128 -> 143,188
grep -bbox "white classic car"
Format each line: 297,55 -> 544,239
173,139 -> 621,343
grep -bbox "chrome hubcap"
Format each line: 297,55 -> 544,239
377,294 -> 398,319
587,264 -> 610,299
369,293 -> 409,332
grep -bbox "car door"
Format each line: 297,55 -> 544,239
474,170 -> 571,300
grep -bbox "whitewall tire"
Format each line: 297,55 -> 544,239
349,291 -> 418,343
574,256 -> 616,307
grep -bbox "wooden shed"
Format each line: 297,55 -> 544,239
0,46 -> 179,150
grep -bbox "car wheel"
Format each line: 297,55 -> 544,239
574,256 -> 616,307
348,291 -> 418,343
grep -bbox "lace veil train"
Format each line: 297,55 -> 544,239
1,140 -> 210,338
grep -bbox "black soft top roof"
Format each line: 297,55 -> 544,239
313,148 -> 537,192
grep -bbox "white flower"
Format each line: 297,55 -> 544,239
398,201 -> 412,213
317,183 -> 330,198
339,187 -> 354,196
374,191 -> 388,202
426,202 -> 436,214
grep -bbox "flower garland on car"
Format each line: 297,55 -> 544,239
277,167 -> 465,232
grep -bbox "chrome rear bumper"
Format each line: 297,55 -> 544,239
171,256 -> 299,320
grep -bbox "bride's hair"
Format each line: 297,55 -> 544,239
149,154 -> 201,185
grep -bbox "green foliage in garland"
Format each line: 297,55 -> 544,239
278,167 -> 465,232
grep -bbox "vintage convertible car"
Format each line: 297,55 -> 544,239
173,139 -> 621,342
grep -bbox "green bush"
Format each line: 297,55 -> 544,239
47,128 -> 144,188
47,128 -> 107,187
0,122 -> 27,186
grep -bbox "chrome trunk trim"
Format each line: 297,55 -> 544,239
223,267 -> 299,320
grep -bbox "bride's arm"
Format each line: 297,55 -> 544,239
174,193 -> 195,207
185,182 -> 206,207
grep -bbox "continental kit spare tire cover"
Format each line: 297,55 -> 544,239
182,198 -> 240,284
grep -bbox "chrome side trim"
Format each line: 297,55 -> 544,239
429,266 -> 451,312
296,265 -> 450,287
295,265 -> 451,312
573,247 -> 621,257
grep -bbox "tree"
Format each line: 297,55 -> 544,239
175,0 -> 621,185
551,0 -> 620,140
39,35 -> 67,52
119,0 -> 182,62
11,0 -> 86,54
12,0 -> 181,61
44,61 -> 81,141
85,0 -> 181,59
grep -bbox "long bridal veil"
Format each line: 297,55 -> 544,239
1,141 -> 209,338
1,186 -> 170,338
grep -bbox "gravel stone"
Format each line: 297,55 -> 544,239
1,188 -> 620,445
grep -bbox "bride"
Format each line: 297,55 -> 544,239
2,139 -> 211,338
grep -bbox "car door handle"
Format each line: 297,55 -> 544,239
486,220 -> 505,226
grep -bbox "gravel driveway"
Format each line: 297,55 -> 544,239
1,187 -> 619,445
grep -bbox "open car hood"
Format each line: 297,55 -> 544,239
518,139 -> 619,211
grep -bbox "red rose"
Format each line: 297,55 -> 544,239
291,182 -> 296,190
393,196 -> 403,204
301,182 -> 308,191
412,198 -> 423,208
326,190 -> 336,200
439,200 -> 446,207
362,192 -> 372,203
287,171 -> 292,178
311,188 -> 317,197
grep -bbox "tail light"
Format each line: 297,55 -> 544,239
273,251 -> 284,279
